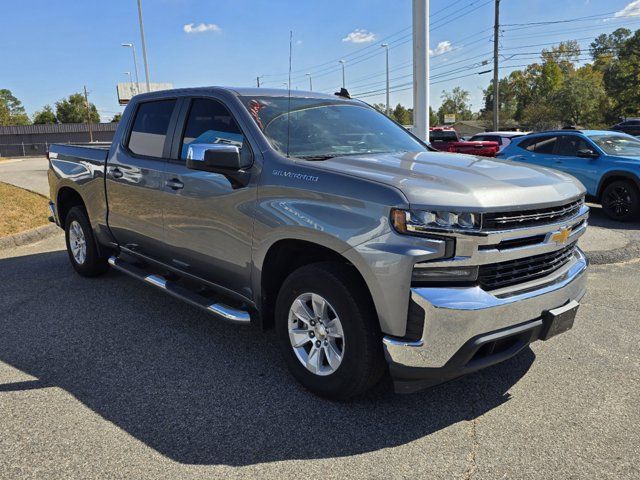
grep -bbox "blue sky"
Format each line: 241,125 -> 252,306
2,0 -> 639,121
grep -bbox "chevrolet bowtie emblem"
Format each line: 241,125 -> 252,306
551,228 -> 571,245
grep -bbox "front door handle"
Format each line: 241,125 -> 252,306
165,179 -> 184,190
111,167 -> 123,179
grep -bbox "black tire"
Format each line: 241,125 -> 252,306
275,262 -> 385,400
601,180 -> 640,222
64,206 -> 110,277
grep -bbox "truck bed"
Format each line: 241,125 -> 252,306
49,143 -> 110,163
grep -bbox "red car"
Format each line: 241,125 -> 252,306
429,127 -> 499,157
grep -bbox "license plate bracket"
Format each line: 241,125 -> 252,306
540,300 -> 579,341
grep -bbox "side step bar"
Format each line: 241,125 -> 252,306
107,256 -> 251,325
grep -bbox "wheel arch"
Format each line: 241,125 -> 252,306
257,238 -> 376,331
596,171 -> 640,200
56,186 -> 87,226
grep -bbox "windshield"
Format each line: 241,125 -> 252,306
239,96 -> 426,158
589,134 -> 640,157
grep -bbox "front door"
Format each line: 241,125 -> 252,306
106,98 -> 178,257
552,135 -> 600,193
161,97 -> 257,299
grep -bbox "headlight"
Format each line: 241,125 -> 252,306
391,208 -> 482,234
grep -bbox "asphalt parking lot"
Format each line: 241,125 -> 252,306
1,158 -> 639,479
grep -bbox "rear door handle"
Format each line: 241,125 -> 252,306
111,167 -> 123,179
165,179 -> 184,190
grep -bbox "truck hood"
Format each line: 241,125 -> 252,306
316,151 -> 585,210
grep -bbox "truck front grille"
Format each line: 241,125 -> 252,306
483,199 -> 583,230
478,243 -> 577,290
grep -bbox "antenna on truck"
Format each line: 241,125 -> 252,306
286,30 -> 293,158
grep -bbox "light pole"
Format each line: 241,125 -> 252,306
339,60 -> 346,89
121,43 -> 140,94
412,0 -> 429,141
136,0 -> 151,91
381,43 -> 390,116
306,73 -> 313,91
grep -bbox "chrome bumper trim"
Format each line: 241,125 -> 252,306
383,247 -> 588,369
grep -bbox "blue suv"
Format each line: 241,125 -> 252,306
498,130 -> 640,221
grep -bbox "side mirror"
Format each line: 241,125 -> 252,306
576,149 -> 598,159
185,143 -> 251,189
186,143 -> 247,172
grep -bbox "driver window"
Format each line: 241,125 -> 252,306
557,136 -> 594,157
180,98 -> 245,160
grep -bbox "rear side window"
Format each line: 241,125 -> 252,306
127,100 -> 176,158
180,98 -> 244,160
429,131 -> 458,142
518,136 -> 558,154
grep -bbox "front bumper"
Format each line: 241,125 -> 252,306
383,247 -> 588,393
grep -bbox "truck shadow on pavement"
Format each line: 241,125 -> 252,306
0,249 -> 535,466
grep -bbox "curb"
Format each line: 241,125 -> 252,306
0,223 -> 61,250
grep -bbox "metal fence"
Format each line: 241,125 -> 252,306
0,141 -> 112,158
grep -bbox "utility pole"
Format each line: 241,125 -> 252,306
381,43 -> 390,116
306,73 -> 313,91
256,76 -> 261,87
413,0 -> 429,141
339,60 -> 346,89
493,0 -> 500,131
83,86 -> 94,143
136,0 -> 151,91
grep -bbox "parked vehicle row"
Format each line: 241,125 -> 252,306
429,127 -> 499,157
48,87 -> 588,399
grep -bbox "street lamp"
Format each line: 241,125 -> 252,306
136,0 -> 151,91
381,44 -> 390,116
338,60 -> 346,89
121,43 -> 140,94
306,73 -> 313,91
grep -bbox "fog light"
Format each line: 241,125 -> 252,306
411,265 -> 479,284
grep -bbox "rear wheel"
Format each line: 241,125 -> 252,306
275,262 -> 385,400
601,180 -> 640,222
64,206 -> 109,277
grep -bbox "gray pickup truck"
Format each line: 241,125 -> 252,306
48,87 -> 589,399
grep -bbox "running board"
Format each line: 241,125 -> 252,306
107,256 -> 251,325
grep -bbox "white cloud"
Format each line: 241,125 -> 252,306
430,40 -> 453,56
183,23 -> 221,34
342,29 -> 376,44
615,0 -> 640,17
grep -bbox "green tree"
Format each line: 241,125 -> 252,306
554,65 -> 606,126
32,105 -> 57,124
590,28 -> 631,63
437,87 -> 472,124
55,93 -> 100,124
429,106 -> 438,127
601,29 -> 640,119
392,103 -> 412,125
111,113 -> 122,123
0,89 -> 30,125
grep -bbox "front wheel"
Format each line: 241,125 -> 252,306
275,262 -> 385,400
601,180 -> 640,222
64,206 -> 110,277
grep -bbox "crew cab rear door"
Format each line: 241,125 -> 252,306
106,98 -> 179,258
160,95 -> 257,298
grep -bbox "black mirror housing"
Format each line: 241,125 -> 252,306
576,149 -> 598,159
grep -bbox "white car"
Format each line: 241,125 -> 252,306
469,131 -> 528,151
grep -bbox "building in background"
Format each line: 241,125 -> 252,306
0,123 -> 117,157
